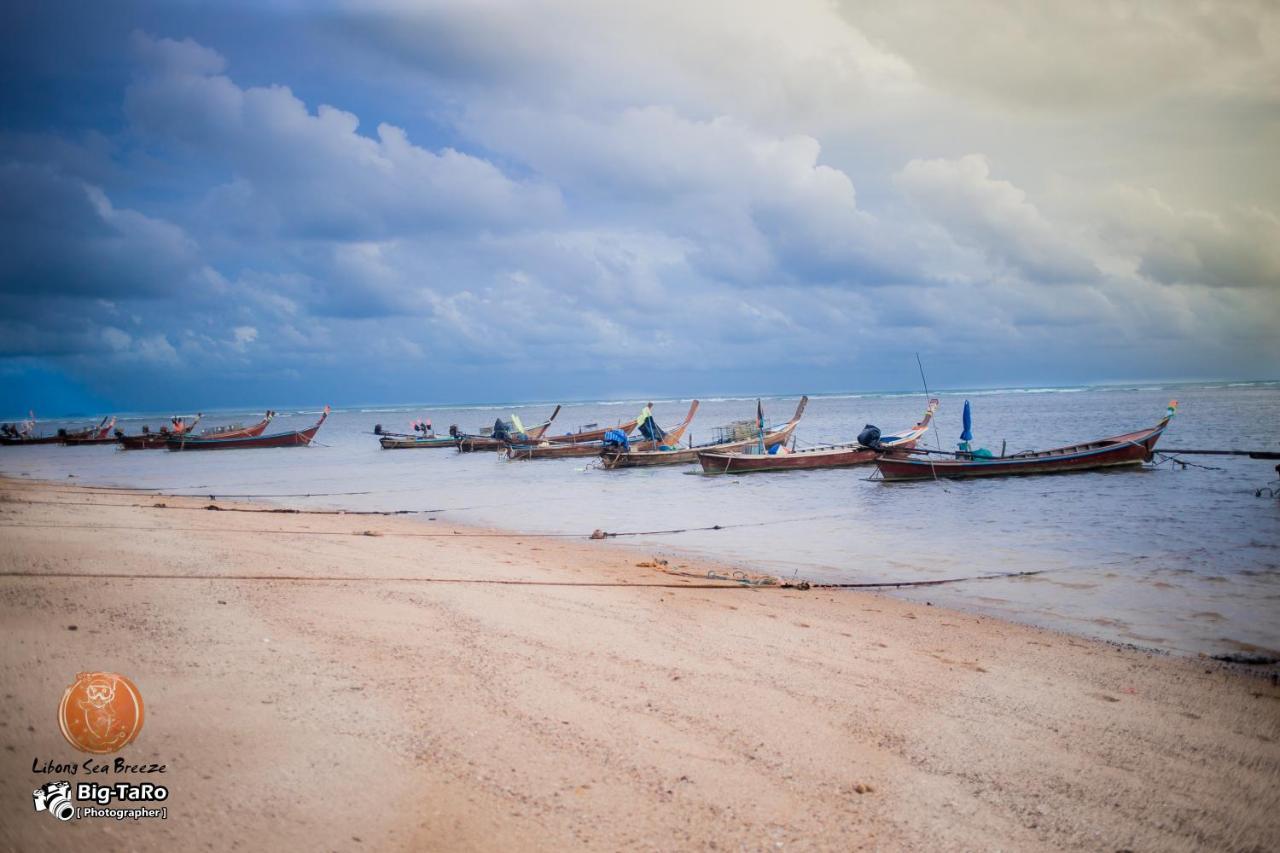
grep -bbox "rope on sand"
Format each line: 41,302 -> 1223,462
3,498 -> 438,516
0,569 -> 769,590
0,568 -> 1046,590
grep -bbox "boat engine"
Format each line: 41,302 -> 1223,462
602,429 -> 630,452
857,424 -> 882,449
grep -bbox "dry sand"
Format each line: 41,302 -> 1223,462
0,475 -> 1277,851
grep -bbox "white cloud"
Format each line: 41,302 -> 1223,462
895,154 -> 1097,283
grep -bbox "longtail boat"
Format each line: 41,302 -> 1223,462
59,416 -> 119,445
507,401 -> 700,460
874,401 -> 1178,481
0,433 -> 61,446
374,419 -> 458,449
698,399 -> 937,474
2,412 -> 124,445
378,433 -> 458,450
196,411 -> 275,440
601,397 -> 808,469
117,414 -> 204,450
167,408 -> 328,451
539,409 -> 647,445
456,406 -> 562,452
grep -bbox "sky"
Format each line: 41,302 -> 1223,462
2,0 -> 1278,416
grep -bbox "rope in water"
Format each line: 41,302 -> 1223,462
1151,452 -> 1225,471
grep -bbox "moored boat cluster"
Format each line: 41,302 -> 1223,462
1,398 -> 1182,480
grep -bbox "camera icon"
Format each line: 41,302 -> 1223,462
32,781 -> 74,822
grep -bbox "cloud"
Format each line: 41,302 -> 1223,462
1,8 -> 1278,414
0,161 -> 203,298
1095,185 -> 1280,288
123,33 -> 562,242
895,154 -> 1098,283
845,0 -> 1280,112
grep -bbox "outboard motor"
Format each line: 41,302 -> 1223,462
602,429 -> 630,452
374,423 -> 384,435
492,419 -> 510,442
449,424 -> 460,438
857,424 -> 882,449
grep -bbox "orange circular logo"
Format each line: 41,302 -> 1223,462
58,672 -> 145,754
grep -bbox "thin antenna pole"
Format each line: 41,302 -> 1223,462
915,352 -> 944,485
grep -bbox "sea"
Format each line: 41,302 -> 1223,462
3,382 -> 1278,660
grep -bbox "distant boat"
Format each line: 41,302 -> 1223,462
58,416 -> 119,446
167,408 -> 327,451
507,401 -> 700,460
378,432 -> 459,450
117,414 -> 204,450
698,399 -> 937,474
874,401 -> 1177,481
601,397 -> 808,469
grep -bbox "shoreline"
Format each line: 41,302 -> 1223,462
1,475 -> 1278,850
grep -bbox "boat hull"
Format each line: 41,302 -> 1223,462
119,434 -> 171,450
379,436 -> 458,449
506,441 -> 603,459
1,435 -> 63,446
874,415 -> 1173,482
602,398 -> 805,469
61,436 -> 121,446
698,444 -> 880,473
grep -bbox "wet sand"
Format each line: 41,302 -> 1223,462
0,475 -> 1277,851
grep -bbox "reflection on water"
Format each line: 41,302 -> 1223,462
4,383 -> 1278,658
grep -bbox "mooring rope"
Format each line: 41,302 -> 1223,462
0,509 -> 861,539
2,498 -> 441,516
1151,452 -> 1225,472
0,570 -> 757,589
0,567 -> 1047,590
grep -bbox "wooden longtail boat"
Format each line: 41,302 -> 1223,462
601,397 -> 808,469
697,399 -> 938,474
167,408 -> 328,451
117,415 -> 204,450
374,419 -> 457,449
1,413 -> 64,445
197,411 -> 275,440
506,401 -> 700,460
873,401 -> 1178,481
456,406 -> 562,452
539,409 -> 648,445
60,417 -> 119,445
379,434 -> 458,450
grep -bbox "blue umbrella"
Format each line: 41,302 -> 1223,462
960,400 -> 973,442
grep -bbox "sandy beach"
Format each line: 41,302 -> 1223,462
1,474 -> 1277,851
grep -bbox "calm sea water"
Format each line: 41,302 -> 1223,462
4,383 -> 1278,659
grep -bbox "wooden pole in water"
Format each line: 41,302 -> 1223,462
1161,449 -> 1280,459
